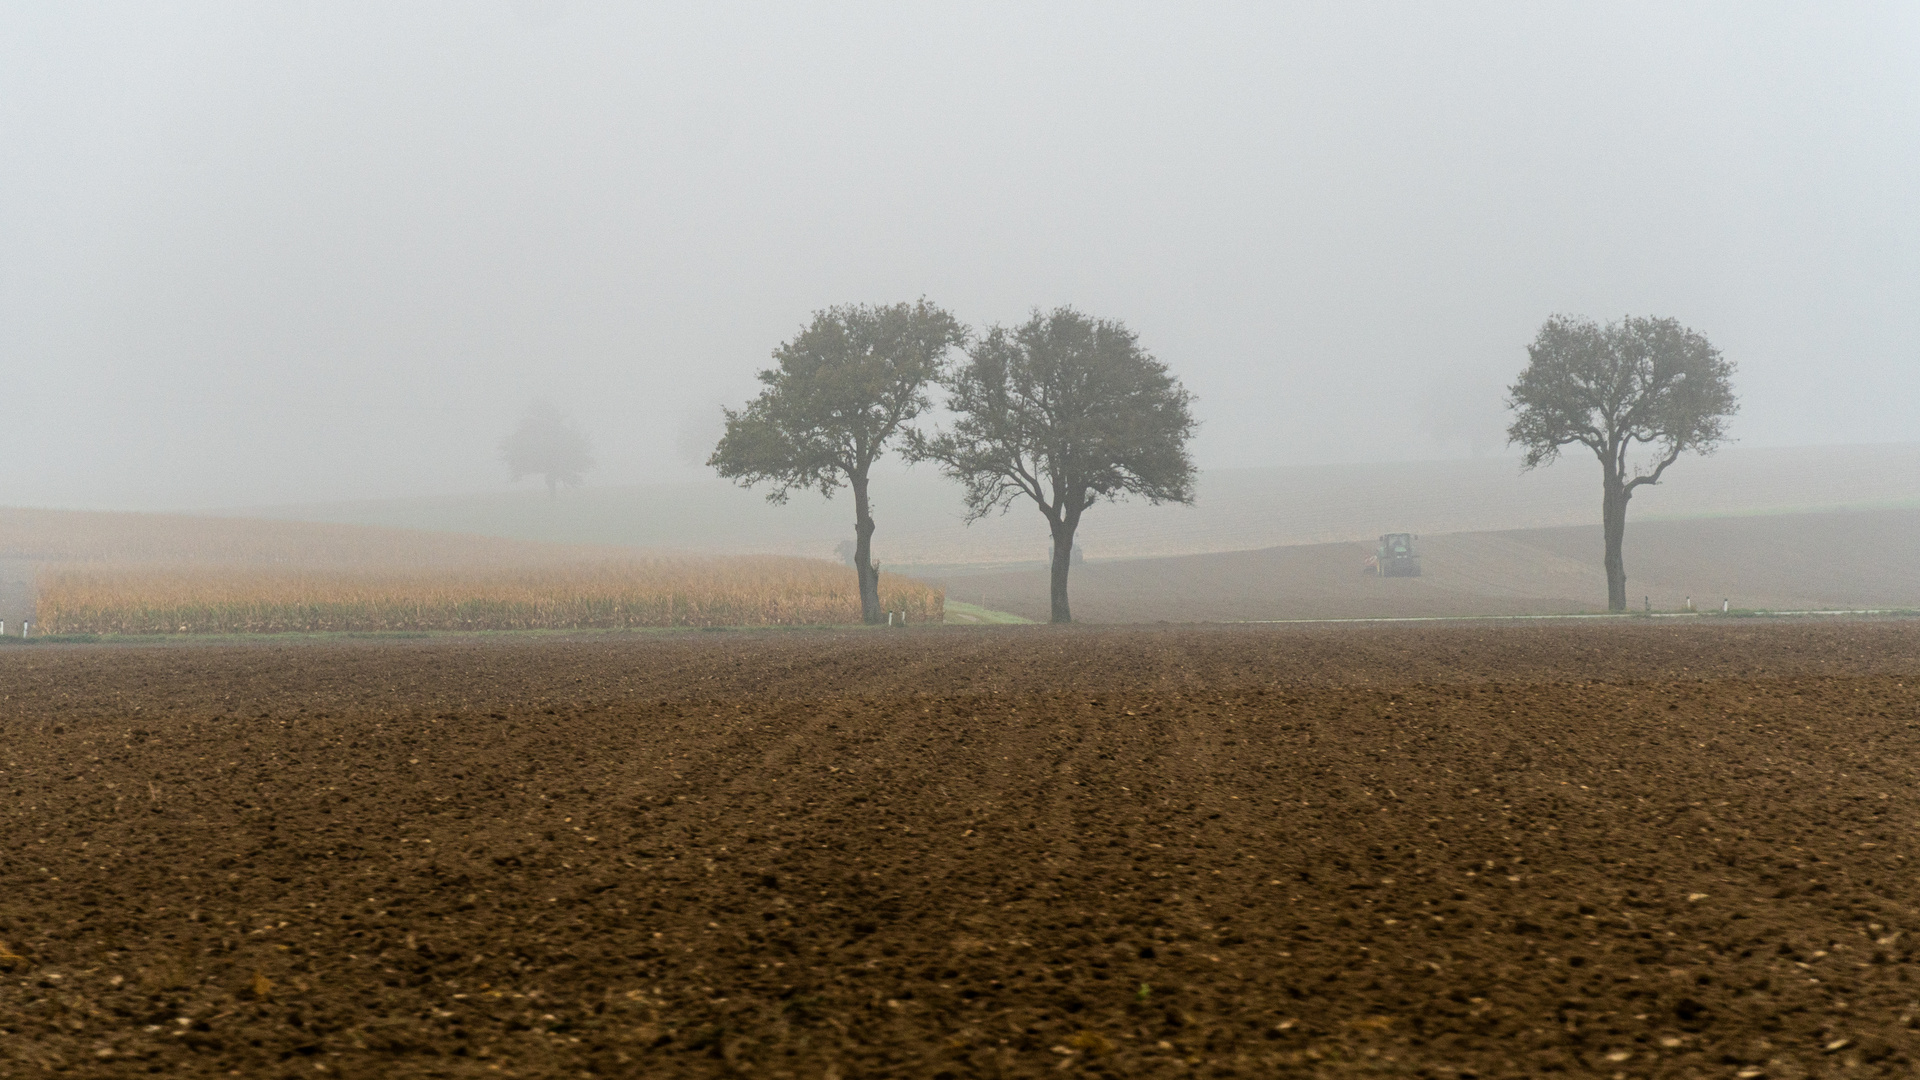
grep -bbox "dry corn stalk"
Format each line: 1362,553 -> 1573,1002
34,556 -> 943,634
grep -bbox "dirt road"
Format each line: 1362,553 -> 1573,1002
3,621 -> 1918,1077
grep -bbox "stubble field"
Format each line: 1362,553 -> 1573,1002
2,620 -> 1918,1078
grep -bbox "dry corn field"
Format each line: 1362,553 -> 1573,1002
32,559 -> 942,634
2,509 -> 942,633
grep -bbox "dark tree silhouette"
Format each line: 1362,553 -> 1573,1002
1507,315 -> 1737,611
911,307 -> 1196,623
499,399 -> 596,498
709,300 -> 964,624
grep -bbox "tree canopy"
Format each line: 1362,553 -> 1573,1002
1507,314 -> 1737,610
708,299 -> 964,623
911,307 -> 1196,623
499,399 -> 596,498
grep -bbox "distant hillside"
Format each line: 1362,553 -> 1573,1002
927,508 -> 1920,623
225,443 -> 1920,567
0,507 -> 603,567
4,503 -> 1912,630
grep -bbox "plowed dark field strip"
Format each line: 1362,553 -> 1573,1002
2,621 -> 1918,1079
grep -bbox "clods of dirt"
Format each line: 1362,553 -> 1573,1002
1,620 -> 1917,1077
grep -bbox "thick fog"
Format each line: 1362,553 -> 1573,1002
2,2 -> 1916,510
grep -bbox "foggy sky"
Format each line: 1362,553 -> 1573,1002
3,2 -> 1916,509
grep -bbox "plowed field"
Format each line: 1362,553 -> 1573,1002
3,620 -> 1919,1078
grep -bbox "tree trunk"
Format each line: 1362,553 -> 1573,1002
1602,471 -> 1630,613
851,475 -> 881,624
1048,517 -> 1076,624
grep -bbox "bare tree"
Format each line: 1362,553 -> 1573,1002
1507,315 -> 1737,611
709,300 -> 964,624
500,399 -> 596,498
911,307 -> 1196,623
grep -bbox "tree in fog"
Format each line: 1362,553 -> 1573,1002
1507,315 -> 1737,611
709,300 -> 964,624
911,307 -> 1196,624
499,399 -> 596,498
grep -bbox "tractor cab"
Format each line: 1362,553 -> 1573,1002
1371,533 -> 1422,577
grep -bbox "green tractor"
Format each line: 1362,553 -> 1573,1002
1367,533 -> 1421,577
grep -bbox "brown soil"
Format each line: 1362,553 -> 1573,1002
934,508 -> 1920,623
3,621 -> 1919,1078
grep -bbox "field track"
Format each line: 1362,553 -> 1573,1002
3,621 -> 1919,1078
